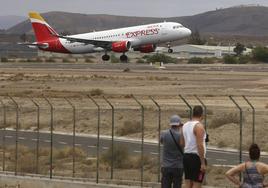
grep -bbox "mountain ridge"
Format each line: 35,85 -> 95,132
6,6 -> 268,36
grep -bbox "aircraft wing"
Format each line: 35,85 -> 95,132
57,35 -> 113,49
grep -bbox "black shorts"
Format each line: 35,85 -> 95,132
183,153 -> 205,183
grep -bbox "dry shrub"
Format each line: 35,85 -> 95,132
19,152 -> 36,173
217,140 -> 228,148
101,145 -> 130,169
39,147 -> 50,156
130,154 -> 156,170
54,147 -> 86,160
117,120 -> 141,136
209,112 -> 243,129
90,88 -> 104,96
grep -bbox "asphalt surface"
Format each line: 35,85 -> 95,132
0,62 -> 268,72
1,129 -> 268,166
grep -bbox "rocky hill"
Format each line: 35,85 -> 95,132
6,6 -> 268,36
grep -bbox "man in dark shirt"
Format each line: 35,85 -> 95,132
160,115 -> 184,188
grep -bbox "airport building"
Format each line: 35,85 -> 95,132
157,44 -> 252,58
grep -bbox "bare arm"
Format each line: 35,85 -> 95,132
225,163 -> 245,187
261,163 -> 268,187
258,162 -> 268,175
194,123 -> 206,169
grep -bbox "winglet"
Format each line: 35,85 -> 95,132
29,12 -> 46,22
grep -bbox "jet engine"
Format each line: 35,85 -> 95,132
134,44 -> 156,53
111,41 -> 131,53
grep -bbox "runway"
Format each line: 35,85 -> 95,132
0,62 -> 268,73
1,129 -> 268,167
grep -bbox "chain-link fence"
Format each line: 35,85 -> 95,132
0,95 -> 267,187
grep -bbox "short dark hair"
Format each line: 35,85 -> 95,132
193,105 -> 203,118
249,144 -> 260,160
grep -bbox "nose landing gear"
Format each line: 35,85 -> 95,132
167,42 -> 173,53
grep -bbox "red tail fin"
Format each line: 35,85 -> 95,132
29,12 -> 58,42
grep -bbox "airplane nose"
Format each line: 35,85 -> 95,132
184,27 -> 192,36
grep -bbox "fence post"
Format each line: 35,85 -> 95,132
179,95 -> 192,119
28,97 -> 40,174
229,96 -> 243,181
132,95 -> 144,187
149,96 -> 161,183
242,96 -> 255,143
43,96 -> 54,179
87,95 -> 100,184
0,99 -> 6,172
7,95 -> 19,176
103,96 -> 115,180
65,97 -> 76,178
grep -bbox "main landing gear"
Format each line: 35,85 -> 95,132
102,54 -> 110,61
102,53 -> 128,63
120,54 -> 128,63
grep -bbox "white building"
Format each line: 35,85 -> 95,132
156,45 -> 252,59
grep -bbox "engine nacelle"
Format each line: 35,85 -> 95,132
111,41 -> 131,53
134,44 -> 156,53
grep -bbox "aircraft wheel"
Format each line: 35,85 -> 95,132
102,54 -> 110,61
168,48 -> 173,53
120,54 -> 128,63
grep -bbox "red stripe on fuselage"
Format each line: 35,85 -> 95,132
32,22 -> 70,53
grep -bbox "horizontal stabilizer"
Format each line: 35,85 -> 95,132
18,42 -> 49,49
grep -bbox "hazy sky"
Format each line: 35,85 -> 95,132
1,0 -> 268,17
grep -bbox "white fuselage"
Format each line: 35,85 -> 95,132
60,22 -> 191,53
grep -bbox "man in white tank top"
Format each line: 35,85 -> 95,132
181,106 -> 207,188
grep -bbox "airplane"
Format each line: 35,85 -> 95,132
23,12 -> 192,62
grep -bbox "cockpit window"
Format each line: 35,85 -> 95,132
173,25 -> 184,29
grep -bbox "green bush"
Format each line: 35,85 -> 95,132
252,47 -> 268,63
202,57 -> 216,64
238,55 -> 250,64
223,55 -> 238,64
85,58 -> 93,63
145,53 -> 177,64
1,57 -> 8,62
188,57 -> 203,64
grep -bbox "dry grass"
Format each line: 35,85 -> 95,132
116,120 -> 141,136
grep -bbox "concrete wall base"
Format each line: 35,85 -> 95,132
0,174 -> 142,188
